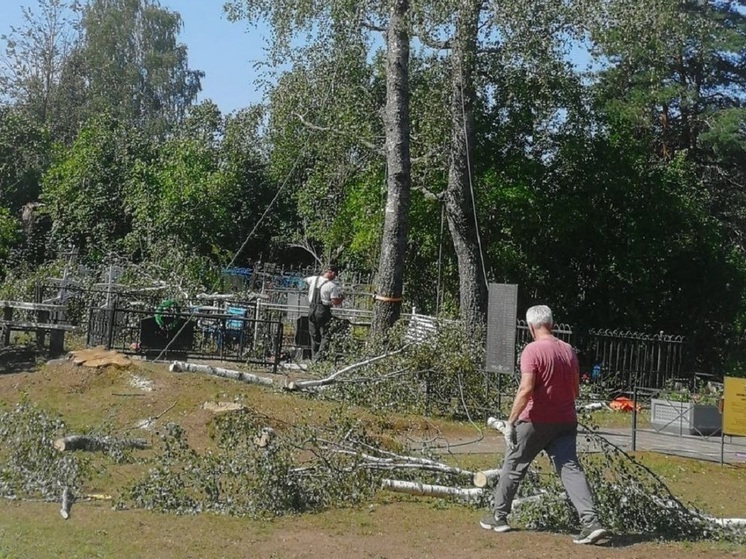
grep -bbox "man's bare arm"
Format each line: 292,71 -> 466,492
508,373 -> 535,424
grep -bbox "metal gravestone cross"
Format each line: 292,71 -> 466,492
485,283 -> 518,374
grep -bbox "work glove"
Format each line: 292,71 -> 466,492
503,422 -> 518,452
487,417 -> 518,452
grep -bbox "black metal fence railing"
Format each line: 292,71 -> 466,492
514,321 -> 686,393
580,329 -> 686,391
88,304 -> 284,372
516,319 -> 573,347
254,300 -> 373,360
79,295 -> 690,390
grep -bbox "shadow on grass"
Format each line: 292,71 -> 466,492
529,528 -> 666,548
595,533 -> 662,548
0,345 -> 43,374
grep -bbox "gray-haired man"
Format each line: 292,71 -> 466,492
480,305 -> 608,545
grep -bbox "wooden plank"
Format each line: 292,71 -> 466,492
0,301 -> 68,312
0,321 -> 78,332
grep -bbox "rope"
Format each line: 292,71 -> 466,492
436,203 -> 445,314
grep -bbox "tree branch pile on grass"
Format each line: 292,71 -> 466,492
0,403 -> 90,513
0,399 -> 743,543
505,427 -> 745,542
287,321 -> 494,418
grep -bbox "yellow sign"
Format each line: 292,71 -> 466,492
722,376 -> 746,437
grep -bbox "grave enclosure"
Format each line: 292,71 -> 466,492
6,271 -> 693,404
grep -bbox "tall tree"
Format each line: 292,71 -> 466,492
444,0 -> 487,328
76,0 -> 203,136
581,0 -> 746,367
0,0 -> 80,124
40,114 -> 150,259
373,0 -> 411,330
406,0 -> 579,325
0,107 -> 50,212
226,0 -> 413,331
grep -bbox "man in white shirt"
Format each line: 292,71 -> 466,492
304,265 -> 344,360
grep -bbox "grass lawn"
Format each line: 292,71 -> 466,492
0,354 -> 743,558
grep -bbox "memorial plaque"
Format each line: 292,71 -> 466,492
485,283 -> 518,374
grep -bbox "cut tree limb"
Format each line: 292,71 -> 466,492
381,479 -> 484,500
331,449 -> 473,477
170,362 -> 274,387
53,435 -> 149,452
473,468 -> 501,488
381,479 -> 547,508
59,486 -> 71,519
285,346 -> 409,390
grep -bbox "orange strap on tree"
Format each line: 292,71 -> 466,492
373,294 -> 403,303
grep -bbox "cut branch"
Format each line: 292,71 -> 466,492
59,486 -> 71,519
332,449 -> 473,477
284,346 -> 409,390
170,362 -> 275,387
53,435 -> 149,452
381,479 -> 483,500
473,468 -> 501,488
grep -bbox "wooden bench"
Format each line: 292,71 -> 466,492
0,301 -> 79,355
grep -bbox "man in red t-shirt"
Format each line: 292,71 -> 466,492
479,305 -> 608,545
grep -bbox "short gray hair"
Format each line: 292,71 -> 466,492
526,305 -> 553,328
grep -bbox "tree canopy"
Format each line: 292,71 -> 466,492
1,0 -> 746,371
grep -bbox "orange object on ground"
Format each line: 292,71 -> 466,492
608,396 -> 639,412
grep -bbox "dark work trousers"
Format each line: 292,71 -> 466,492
308,303 -> 332,360
493,421 -> 598,526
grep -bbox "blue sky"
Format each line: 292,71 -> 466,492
0,1 -> 268,114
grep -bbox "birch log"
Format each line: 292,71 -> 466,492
473,468 -> 501,488
332,449 -> 473,478
60,486 -> 71,519
170,362 -> 274,387
54,435 -> 149,452
487,416 -> 508,434
381,479 -> 485,499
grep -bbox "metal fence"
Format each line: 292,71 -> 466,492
87,303 -> 284,372
576,329 -> 686,393
83,296 -> 687,389
512,321 -> 686,393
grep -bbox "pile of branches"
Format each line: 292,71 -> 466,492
0,369 -> 743,544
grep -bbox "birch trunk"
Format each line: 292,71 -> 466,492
444,0 -> 487,329
372,0 -> 411,333
170,361 -> 275,387
53,435 -> 149,452
381,478 -> 484,499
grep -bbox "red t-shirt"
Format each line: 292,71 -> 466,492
518,336 -> 578,423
